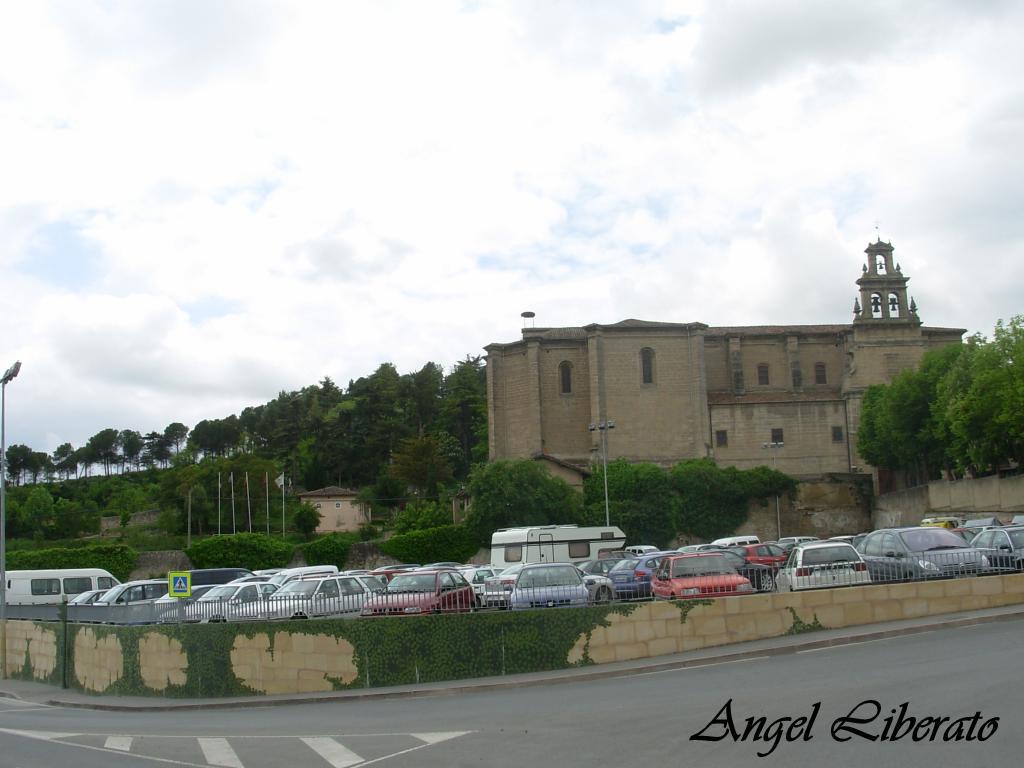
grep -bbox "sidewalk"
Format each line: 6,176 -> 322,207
2,603 -> 1022,711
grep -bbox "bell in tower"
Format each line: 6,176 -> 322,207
854,239 -> 920,327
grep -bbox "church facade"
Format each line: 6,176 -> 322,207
484,241 -> 965,481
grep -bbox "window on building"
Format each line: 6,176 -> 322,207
832,426 -> 844,443
335,502 -> 341,508
559,361 -> 572,394
315,502 -> 322,509
792,368 -> 802,388
770,428 -> 784,444
715,430 -> 728,447
757,364 -> 770,386
641,348 -> 655,385
814,362 -> 827,385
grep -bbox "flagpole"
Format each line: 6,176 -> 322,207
217,472 -> 222,535
245,472 -> 252,533
265,472 -> 270,536
230,472 -> 236,534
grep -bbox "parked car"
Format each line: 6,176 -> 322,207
624,545 -> 660,556
920,516 -> 963,529
651,554 -> 754,599
676,544 -> 726,553
776,541 -> 872,591
710,535 -> 761,547
728,542 -> 788,569
575,559 -> 622,577
360,569 -> 476,616
856,527 -> 994,582
267,565 -> 340,588
482,564 -> 526,609
716,549 -> 777,592
459,566 -> 505,602
608,552 -> 671,599
188,582 -> 280,622
970,526 -> 1024,571
574,567 -> 616,603
509,563 -> 590,610
67,588 -> 109,606
152,584 -> 220,623
266,575 -> 378,619
93,579 -> 169,607
828,534 -> 868,549
189,567 -> 254,586
777,536 -> 819,552
367,564 -> 422,583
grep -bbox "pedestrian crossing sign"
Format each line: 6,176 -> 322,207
168,571 -> 192,598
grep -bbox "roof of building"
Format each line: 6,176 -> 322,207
705,324 -> 850,337
531,452 -> 592,478
298,486 -> 359,498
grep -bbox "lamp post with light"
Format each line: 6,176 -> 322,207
761,440 -> 784,541
588,420 -> 615,526
1,360 -> 23,679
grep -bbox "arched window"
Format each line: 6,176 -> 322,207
640,348 -> 655,385
757,363 -> 770,386
870,293 -> 883,318
814,362 -> 827,385
888,293 -> 900,318
559,361 -> 572,394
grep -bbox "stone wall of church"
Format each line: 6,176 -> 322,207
536,341 -> 592,460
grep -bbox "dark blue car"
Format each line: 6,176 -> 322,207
608,552 -> 672,599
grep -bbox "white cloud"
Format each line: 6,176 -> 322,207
1,0 -> 1022,452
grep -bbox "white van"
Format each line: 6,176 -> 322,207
4,568 -> 120,605
710,535 -> 761,547
490,525 -> 626,569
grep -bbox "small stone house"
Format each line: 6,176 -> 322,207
298,486 -> 368,534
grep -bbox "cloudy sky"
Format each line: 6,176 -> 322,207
2,0 -> 1021,454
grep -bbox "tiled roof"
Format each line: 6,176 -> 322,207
298,486 -> 359,498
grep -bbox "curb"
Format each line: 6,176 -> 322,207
19,607 -> 1021,712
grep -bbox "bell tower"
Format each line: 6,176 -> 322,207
853,240 -> 920,326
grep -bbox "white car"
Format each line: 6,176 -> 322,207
265,575 -> 381,619
776,542 -> 872,591
188,582 -> 279,622
459,566 -> 505,601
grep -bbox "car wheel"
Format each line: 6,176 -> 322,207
595,586 -> 612,604
760,573 -> 776,592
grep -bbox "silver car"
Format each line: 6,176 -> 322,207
188,582 -> 279,622
265,575 -> 380,619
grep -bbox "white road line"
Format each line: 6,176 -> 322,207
104,736 -> 133,751
198,737 -> 244,768
300,737 -> 363,768
625,655 -> 770,677
411,731 -> 472,744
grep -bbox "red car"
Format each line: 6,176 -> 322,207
360,569 -> 477,616
729,543 -> 788,569
651,553 -> 754,600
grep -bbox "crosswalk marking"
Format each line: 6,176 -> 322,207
412,731 -> 471,745
104,736 -> 133,751
301,736 -> 363,768
198,737 -> 244,768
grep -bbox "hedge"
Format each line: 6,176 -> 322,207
303,533 -> 359,568
185,533 -> 294,571
6,544 -> 138,582
377,524 -> 478,564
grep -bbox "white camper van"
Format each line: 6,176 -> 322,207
4,568 -> 120,605
490,525 -> 626,569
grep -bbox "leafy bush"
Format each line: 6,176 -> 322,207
7,544 -> 139,582
392,500 -> 450,534
377,524 -> 478,564
303,533 -> 359,568
292,503 -> 321,540
185,533 -> 293,571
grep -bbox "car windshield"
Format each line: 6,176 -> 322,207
1007,530 -> 1024,548
517,567 -> 581,588
900,529 -> 968,551
387,574 -> 437,593
277,581 -> 319,596
201,585 -> 238,600
610,559 -> 640,572
669,555 -> 734,577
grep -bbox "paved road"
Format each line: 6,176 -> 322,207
0,618 -> 1019,768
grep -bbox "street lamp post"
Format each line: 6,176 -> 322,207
1,360 -> 23,679
588,420 -> 615,527
762,441 -> 784,541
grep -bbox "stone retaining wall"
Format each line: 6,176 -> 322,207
4,573 -> 1023,697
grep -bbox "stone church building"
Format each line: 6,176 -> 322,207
484,240 -> 964,484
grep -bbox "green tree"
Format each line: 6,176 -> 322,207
86,428 -> 121,476
52,442 -> 77,480
389,435 -> 453,499
22,486 -> 55,538
164,422 -> 190,453
583,460 -> 677,548
393,499 -> 451,534
119,430 -> 144,472
293,502 -> 322,539
464,459 -> 583,545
